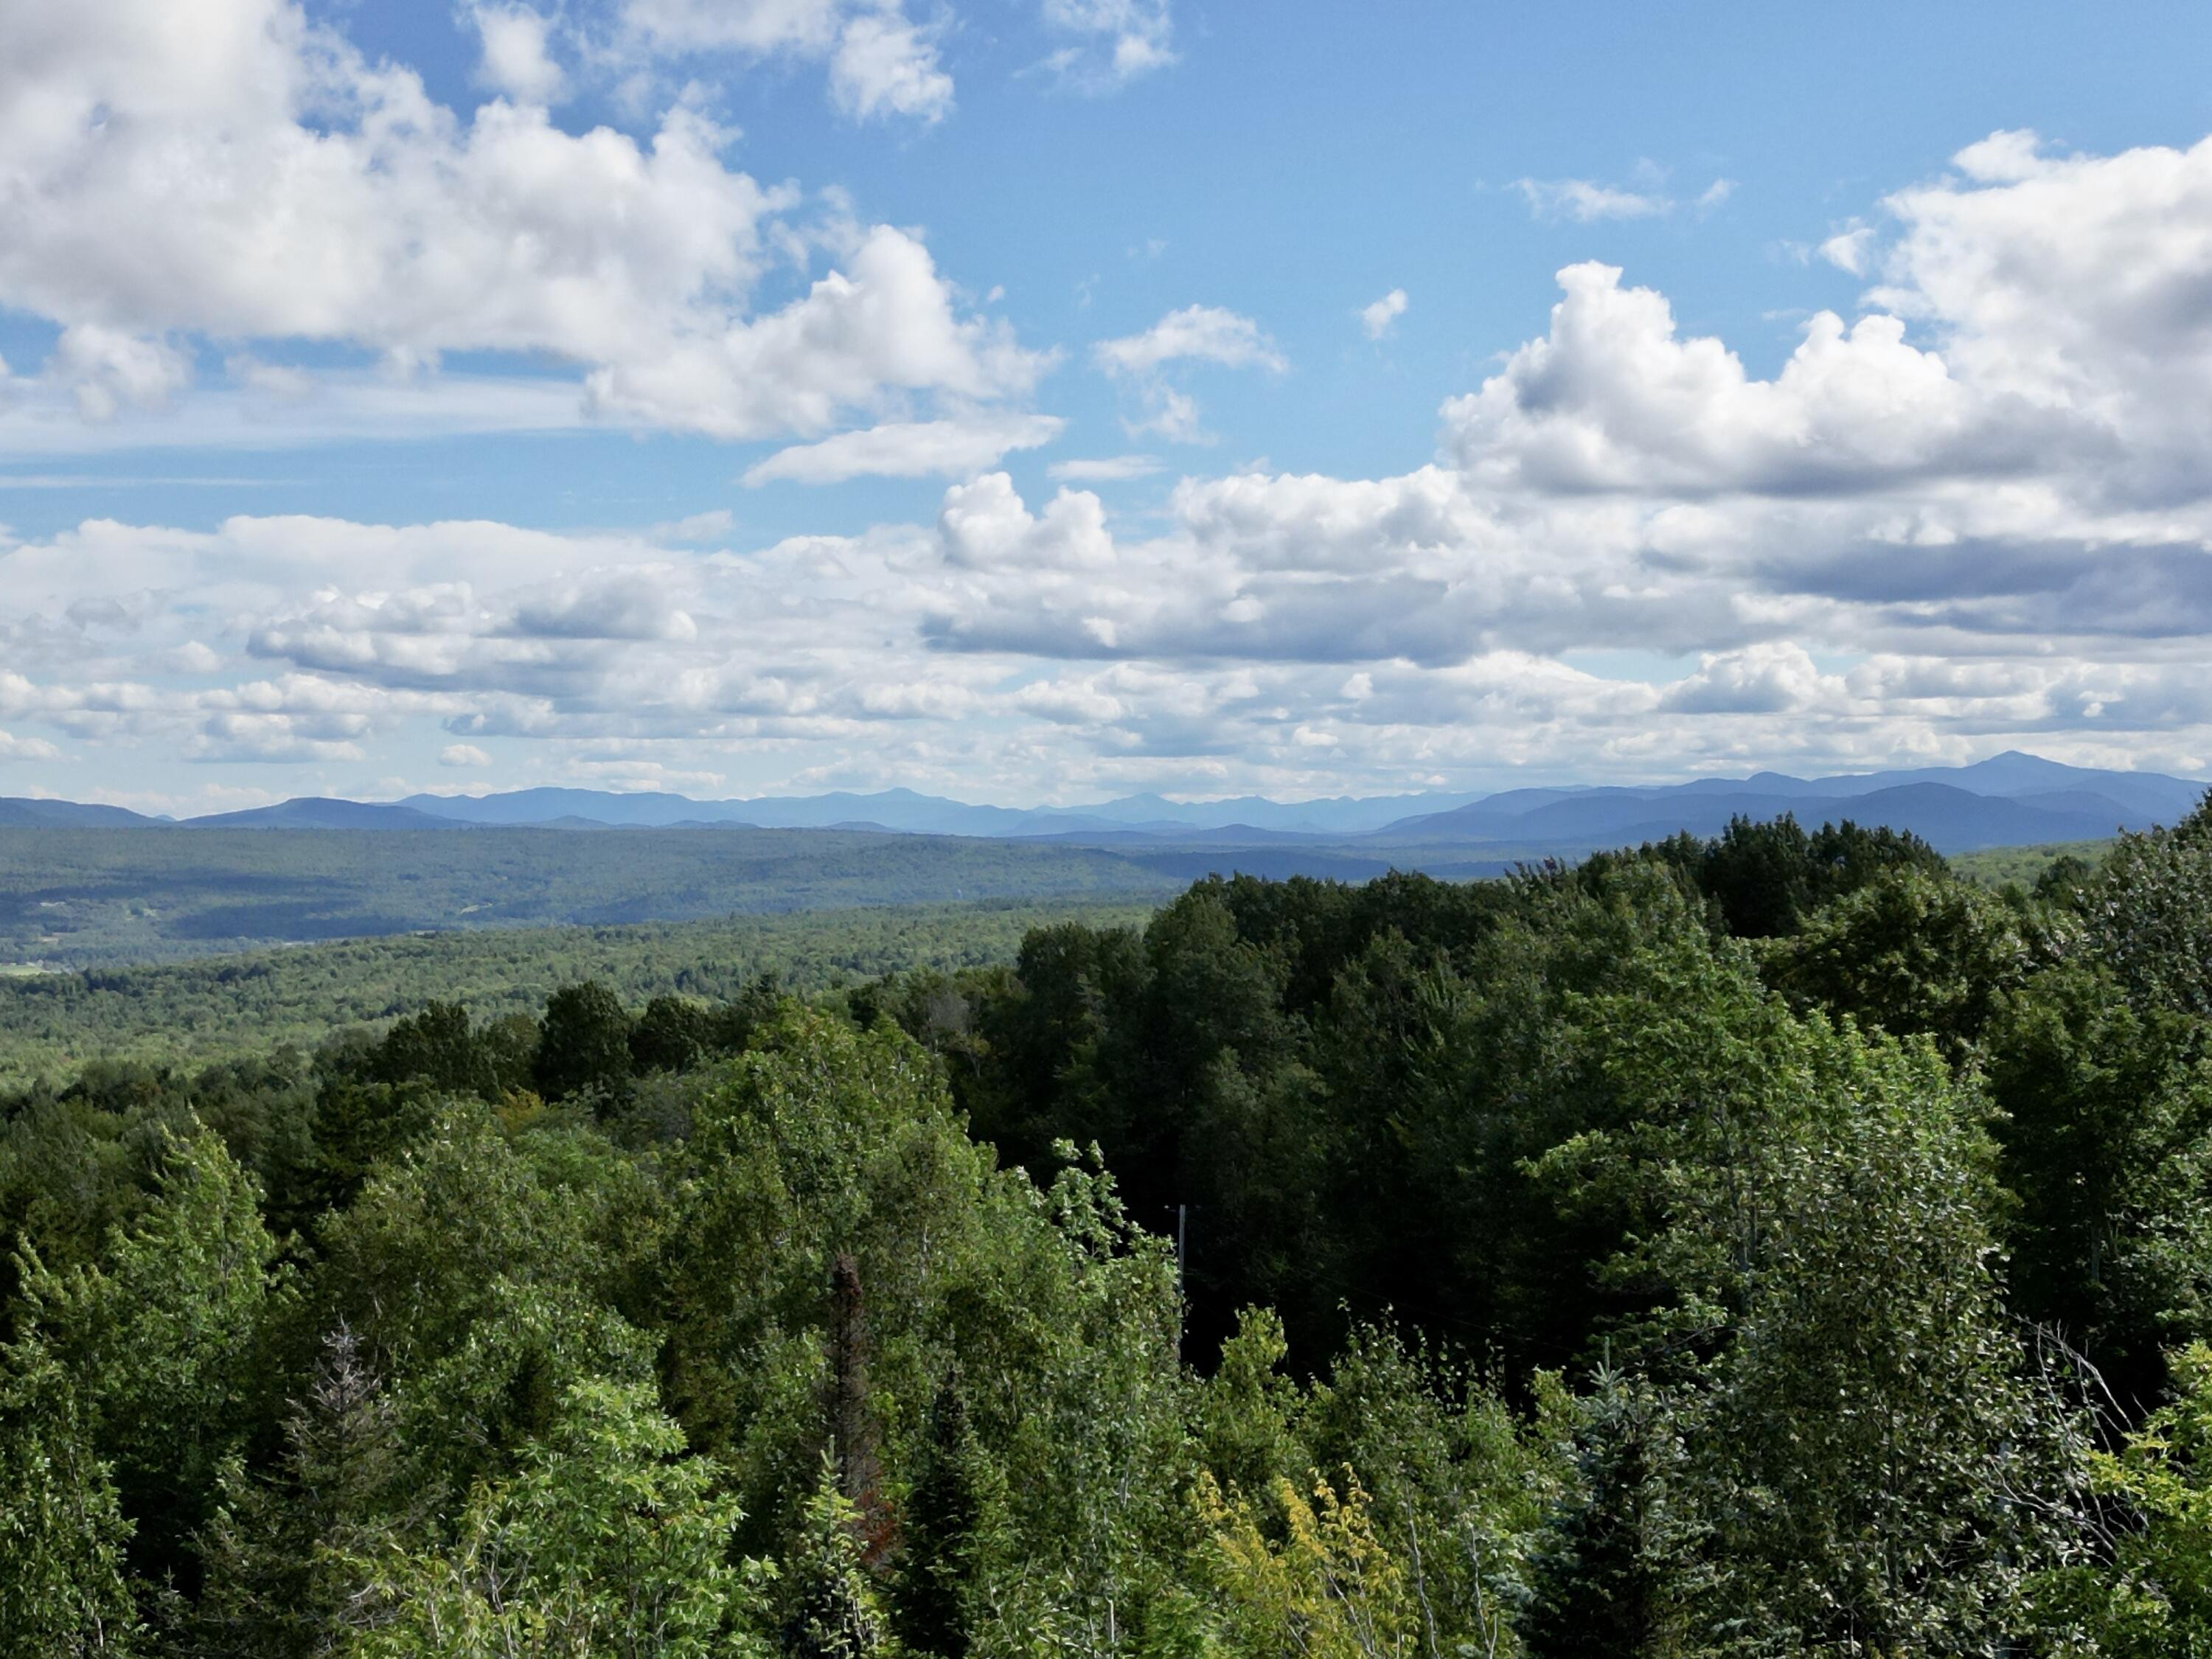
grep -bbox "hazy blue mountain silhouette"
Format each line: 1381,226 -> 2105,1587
10,750 -> 2202,856
0,797 -> 162,827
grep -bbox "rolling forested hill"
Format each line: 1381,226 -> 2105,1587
0,826 -> 1179,967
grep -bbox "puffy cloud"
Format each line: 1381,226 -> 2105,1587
25,128 -> 2212,801
828,10 -> 954,121
15,448 -> 2138,796
161,641 -> 226,675
439,742 -> 493,767
471,4 -> 566,103
745,413 -> 1065,484
1950,129 -> 2056,184
1359,288 -> 1408,341
1016,676 -> 1127,724
0,0 -> 1018,437
1444,262 -> 1986,495
49,327 -> 193,421
0,728 -> 61,762
1658,644 -> 1840,714
1863,130 -> 2212,505
938,473 -> 1116,571
1458,131 -> 2212,525
585,226 -> 1050,438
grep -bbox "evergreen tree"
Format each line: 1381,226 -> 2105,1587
191,1324 -> 412,1658
369,1001 -> 496,1098
1521,1368 -> 1708,1659
631,994 -> 715,1075
895,1371 -> 992,1659
534,981 -> 636,1104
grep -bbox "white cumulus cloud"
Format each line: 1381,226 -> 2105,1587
20,127 -> 2212,799
0,0 -> 1021,439
471,4 -> 566,104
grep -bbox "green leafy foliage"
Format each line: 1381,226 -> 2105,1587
0,897 -> 1158,1087
0,1332 -> 138,1656
5,804 -> 2212,1655
349,1375 -> 759,1659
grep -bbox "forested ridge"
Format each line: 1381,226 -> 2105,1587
0,827 -> 1176,968
0,900 -> 1157,1088
11,807 -> 2212,1654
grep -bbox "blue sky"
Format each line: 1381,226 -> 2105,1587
7,0 -> 2212,809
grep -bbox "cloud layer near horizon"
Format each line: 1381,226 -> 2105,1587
7,1 -> 2212,810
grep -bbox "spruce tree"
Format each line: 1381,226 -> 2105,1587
1522,1368 -> 1708,1659
192,1324 -> 411,1658
895,1371 -> 990,1659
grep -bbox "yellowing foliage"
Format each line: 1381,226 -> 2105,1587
1197,1467 -> 1426,1659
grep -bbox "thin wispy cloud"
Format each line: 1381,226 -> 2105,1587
1091,305 -> 1284,447
1515,172 -> 1736,222
1035,0 -> 1175,88
1093,306 -> 1287,376
744,414 -> 1066,485
1359,289 -> 1409,340
1515,177 -> 1672,222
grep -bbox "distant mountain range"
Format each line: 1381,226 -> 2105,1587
3,751 -> 2203,856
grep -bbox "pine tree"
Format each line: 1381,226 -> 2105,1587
895,1371 -> 990,1659
1522,1368 -> 1708,1659
533,981 -> 636,1105
192,1323 -> 411,1658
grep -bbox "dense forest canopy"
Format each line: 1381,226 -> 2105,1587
11,807 -> 2212,1653
0,900 -> 1158,1089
